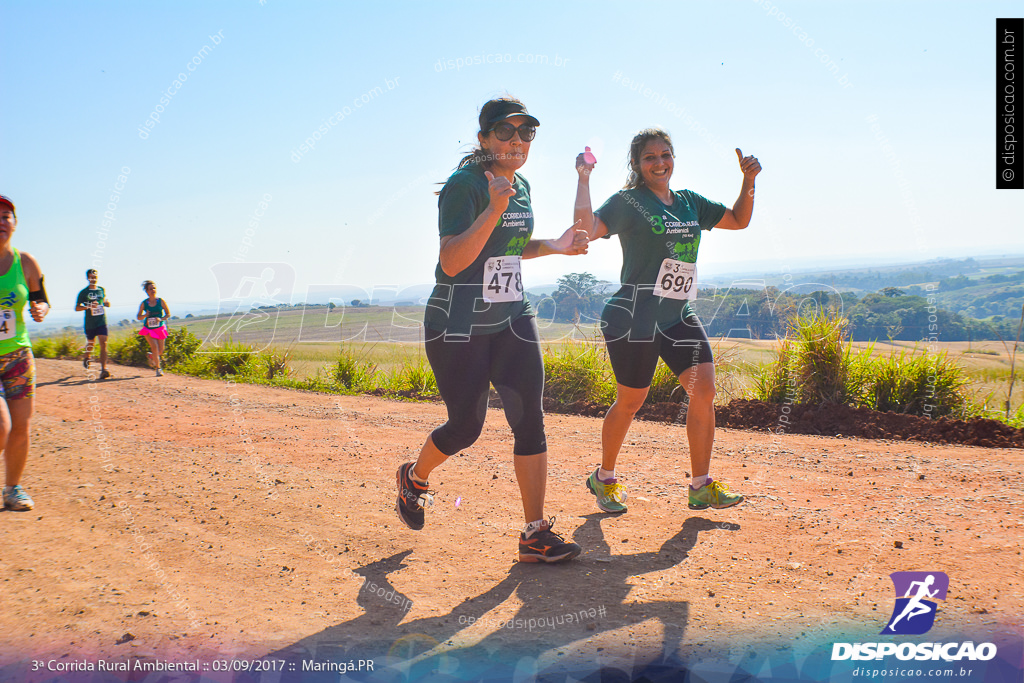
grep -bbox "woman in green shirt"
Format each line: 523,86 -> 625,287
395,97 -> 589,563
0,195 -> 50,511
575,128 -> 761,513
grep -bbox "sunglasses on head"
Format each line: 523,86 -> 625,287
489,122 -> 537,142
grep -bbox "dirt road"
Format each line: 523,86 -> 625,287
2,360 -> 1021,681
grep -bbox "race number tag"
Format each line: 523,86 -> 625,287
483,256 -> 524,303
90,302 -> 104,316
654,259 -> 697,301
146,317 -> 162,328
0,309 -> 14,340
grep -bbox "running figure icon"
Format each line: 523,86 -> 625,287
886,574 -> 938,632
882,571 -> 948,635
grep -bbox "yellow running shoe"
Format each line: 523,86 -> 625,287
586,468 -> 628,513
688,478 -> 743,510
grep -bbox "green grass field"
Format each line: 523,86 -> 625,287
41,306 -> 1024,419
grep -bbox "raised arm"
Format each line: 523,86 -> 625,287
438,171 -> 512,277
522,150 -> 603,259
714,148 -> 762,231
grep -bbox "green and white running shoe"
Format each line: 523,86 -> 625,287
688,478 -> 743,510
3,485 -> 34,511
586,468 -> 628,513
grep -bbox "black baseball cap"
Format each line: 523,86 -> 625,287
481,100 -> 540,132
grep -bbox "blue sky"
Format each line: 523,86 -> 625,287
2,0 -> 1021,321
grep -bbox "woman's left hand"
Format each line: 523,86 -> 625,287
550,220 -> 589,255
736,148 -> 761,180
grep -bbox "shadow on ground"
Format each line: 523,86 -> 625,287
267,515 -> 739,681
37,374 -> 140,388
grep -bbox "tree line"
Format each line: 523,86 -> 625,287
534,273 -> 1023,342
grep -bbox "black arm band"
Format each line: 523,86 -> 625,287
28,276 -> 49,304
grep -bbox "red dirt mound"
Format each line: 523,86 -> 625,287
713,399 -> 1024,449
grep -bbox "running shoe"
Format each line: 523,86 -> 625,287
688,478 -> 744,510
83,357 -> 90,369
99,369 -> 111,380
586,468 -> 628,513
155,369 -> 163,377
518,517 -> 582,563
395,462 -> 432,531
3,485 -> 34,511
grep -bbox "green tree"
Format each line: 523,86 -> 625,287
551,273 -> 609,323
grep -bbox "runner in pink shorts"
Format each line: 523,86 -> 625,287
137,280 -> 170,377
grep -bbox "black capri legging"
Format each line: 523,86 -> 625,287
604,317 -> 714,390
425,315 -> 546,456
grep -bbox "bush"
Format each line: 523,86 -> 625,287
234,348 -> 293,383
108,333 -> 150,367
51,334 -> 84,359
32,336 -> 56,359
543,339 -> 615,406
788,312 -> 868,405
870,349 -> 970,418
206,342 -> 256,377
385,359 -> 438,398
170,354 -> 215,378
751,337 -> 796,403
332,348 -> 377,391
751,312 -> 973,419
163,327 -> 202,367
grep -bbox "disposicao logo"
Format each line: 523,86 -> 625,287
883,571 -> 948,635
831,571 -> 998,662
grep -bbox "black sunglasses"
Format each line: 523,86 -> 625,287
489,122 -> 537,142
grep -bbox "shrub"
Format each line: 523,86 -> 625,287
543,339 -> 615,406
751,337 -> 796,403
163,327 -> 202,367
386,359 -> 438,398
108,333 -> 151,366
870,349 -> 970,418
32,336 -> 56,359
52,334 -> 84,359
235,348 -> 293,383
787,312 -> 871,406
170,354 -> 215,378
750,313 -> 973,419
333,348 -> 377,391
206,342 -> 256,377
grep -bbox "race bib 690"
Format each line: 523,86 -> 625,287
654,259 -> 697,301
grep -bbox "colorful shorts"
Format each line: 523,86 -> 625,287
0,346 -> 36,401
139,325 -> 169,340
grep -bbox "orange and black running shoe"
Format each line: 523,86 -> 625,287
518,517 -> 581,563
395,462 -> 432,531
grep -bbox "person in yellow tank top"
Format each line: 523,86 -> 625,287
0,195 -> 50,511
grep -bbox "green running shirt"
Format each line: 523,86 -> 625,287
0,249 -> 32,354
